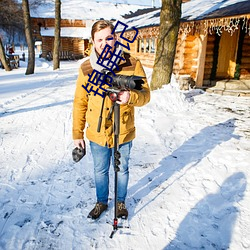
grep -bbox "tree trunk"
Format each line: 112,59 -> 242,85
151,0 -> 182,90
53,0 -> 61,70
22,0 -> 35,75
0,37 -> 11,71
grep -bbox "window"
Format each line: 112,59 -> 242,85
137,38 -> 156,54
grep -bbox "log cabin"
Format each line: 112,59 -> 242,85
118,0 -> 250,94
31,18 -> 92,60
31,0 -> 250,94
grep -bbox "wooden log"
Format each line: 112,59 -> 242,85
241,58 -> 250,64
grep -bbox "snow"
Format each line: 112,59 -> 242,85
96,0 -> 161,7
124,0 -> 250,29
28,0 -> 250,26
182,0 -> 249,21
0,48 -> 250,249
40,27 -> 92,38
30,0 -> 152,20
28,0 -> 250,39
124,8 -> 160,29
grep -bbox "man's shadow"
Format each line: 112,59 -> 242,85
128,118 -> 239,216
164,172 -> 247,249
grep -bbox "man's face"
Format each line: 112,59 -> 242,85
93,27 -> 116,57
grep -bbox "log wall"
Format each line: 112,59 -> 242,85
32,18 -> 86,29
173,33 -> 199,81
173,34 -> 185,74
41,37 -> 88,58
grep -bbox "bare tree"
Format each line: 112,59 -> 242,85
29,0 -> 47,8
151,0 -> 182,90
0,37 -> 11,71
22,0 -> 35,75
53,0 -> 61,70
0,0 -> 23,71
0,0 -> 24,36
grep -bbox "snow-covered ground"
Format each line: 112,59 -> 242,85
0,49 -> 250,250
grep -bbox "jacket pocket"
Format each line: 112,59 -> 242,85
120,106 -> 134,134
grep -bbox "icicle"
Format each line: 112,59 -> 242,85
178,15 -> 250,37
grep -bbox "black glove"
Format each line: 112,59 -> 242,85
72,146 -> 86,162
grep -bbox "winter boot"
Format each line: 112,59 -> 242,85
117,202 -> 128,219
87,202 -> 108,220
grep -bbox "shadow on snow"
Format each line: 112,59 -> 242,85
164,172 -> 247,249
0,100 -> 73,117
128,118 -> 239,213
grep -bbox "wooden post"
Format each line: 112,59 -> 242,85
149,38 -> 152,53
143,38 -> 146,54
195,32 -> 207,88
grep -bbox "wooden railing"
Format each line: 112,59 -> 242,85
46,51 -> 84,61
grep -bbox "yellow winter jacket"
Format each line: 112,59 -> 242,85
72,52 -> 150,148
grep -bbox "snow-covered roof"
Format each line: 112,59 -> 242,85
182,0 -> 250,21
30,0 -> 152,20
89,0 -> 161,7
124,8 -> 160,29
124,0 -> 250,30
40,27 -> 92,39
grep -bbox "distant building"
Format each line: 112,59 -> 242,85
30,1 -> 151,60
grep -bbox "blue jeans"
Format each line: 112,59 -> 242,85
90,141 -> 132,205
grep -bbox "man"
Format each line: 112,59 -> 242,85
72,20 -> 150,220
